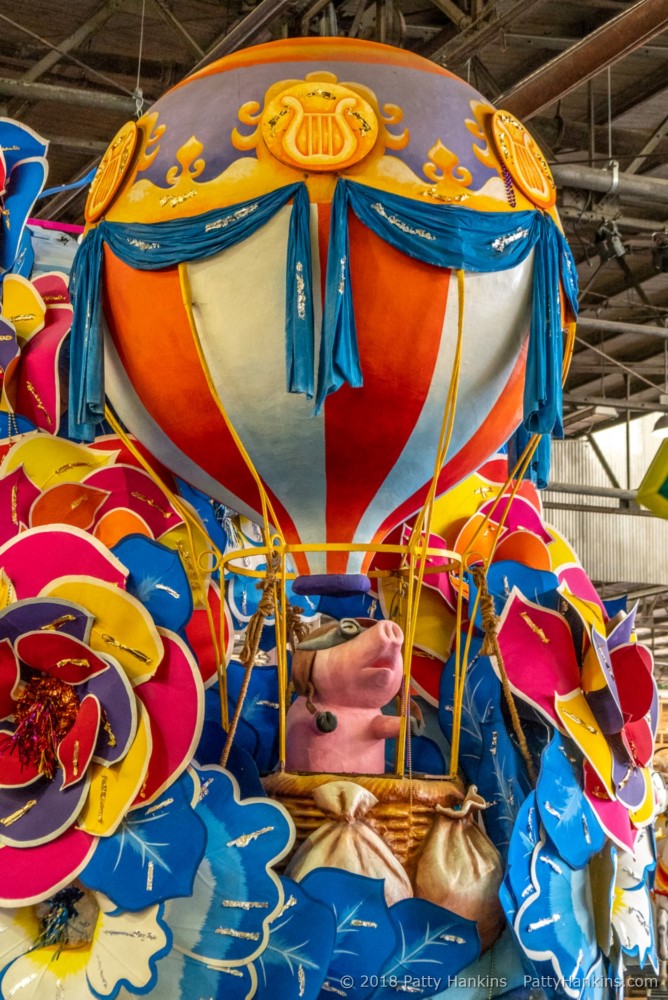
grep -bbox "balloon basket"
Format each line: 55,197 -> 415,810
262,770 -> 463,870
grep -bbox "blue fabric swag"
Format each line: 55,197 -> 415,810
68,179 -> 578,464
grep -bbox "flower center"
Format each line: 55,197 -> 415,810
35,886 -> 100,953
12,676 -> 80,778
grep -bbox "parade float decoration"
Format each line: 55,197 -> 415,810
0,29 -> 659,1000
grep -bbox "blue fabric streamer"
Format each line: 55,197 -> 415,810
69,183 -> 311,439
285,183 -> 315,397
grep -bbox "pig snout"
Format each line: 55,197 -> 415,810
363,620 -> 403,666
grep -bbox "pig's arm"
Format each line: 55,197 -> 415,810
370,714 -> 402,739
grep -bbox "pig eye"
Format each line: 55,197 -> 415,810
338,618 -> 362,638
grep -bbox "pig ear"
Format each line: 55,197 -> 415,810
292,649 -> 318,704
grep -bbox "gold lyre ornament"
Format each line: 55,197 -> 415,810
490,110 -> 556,210
85,120 -> 139,223
260,80 -> 379,172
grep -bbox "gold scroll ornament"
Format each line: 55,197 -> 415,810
260,82 -> 379,172
490,110 -> 556,210
85,120 -> 139,223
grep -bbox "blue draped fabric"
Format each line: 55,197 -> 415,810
320,181 -> 579,441
68,175 -> 578,489
69,183 -> 313,440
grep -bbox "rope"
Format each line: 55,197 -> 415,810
220,551 -> 309,768
134,0 -> 147,116
470,565 -> 537,785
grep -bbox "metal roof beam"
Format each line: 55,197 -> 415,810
0,77 -> 134,112
577,316 -> 668,340
422,0 -> 547,67
20,0 -> 127,83
500,0 -> 668,119
191,0 -> 295,72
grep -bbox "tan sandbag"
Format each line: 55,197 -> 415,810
285,779 -> 413,905
413,785 -> 505,951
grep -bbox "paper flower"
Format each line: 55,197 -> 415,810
0,525 -> 204,906
495,588 -> 658,847
0,888 -> 170,1000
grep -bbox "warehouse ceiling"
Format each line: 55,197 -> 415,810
1,0 -> 668,671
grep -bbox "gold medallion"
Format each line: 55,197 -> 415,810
85,121 -> 138,223
261,82 -> 378,172
491,110 -> 556,209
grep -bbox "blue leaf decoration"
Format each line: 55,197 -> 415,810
442,927 -> 531,1000
81,772 -> 207,911
254,877 -> 336,1000
196,716 -> 260,766
112,535 -> 193,633
89,902 -> 172,1000
165,765 -> 294,966
176,480 -> 230,558
536,732 -> 606,870
300,869 -> 398,1000
515,832 -> 599,991
371,898 -> 479,1000
504,792 -> 542,920
440,635 -> 530,859
116,947 -> 256,1000
227,661 -> 283,773
384,732 -> 446,775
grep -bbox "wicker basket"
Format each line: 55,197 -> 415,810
262,770 -> 464,871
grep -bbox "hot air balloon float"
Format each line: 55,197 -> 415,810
0,32 -> 660,1000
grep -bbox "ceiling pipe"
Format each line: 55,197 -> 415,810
499,0 -> 668,119
576,316 -> 668,340
559,207 -> 668,232
547,482 -> 637,501
0,77 -> 134,112
563,393 -> 668,412
552,162 -> 668,204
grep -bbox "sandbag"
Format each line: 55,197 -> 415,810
413,785 -> 505,951
286,779 -> 413,905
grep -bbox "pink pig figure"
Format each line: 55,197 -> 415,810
286,618 -> 407,775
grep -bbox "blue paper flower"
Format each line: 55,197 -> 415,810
164,764 -> 294,967
112,535 -> 193,633
80,771 -> 207,912
515,832 -> 599,996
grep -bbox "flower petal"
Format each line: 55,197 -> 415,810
185,581 -> 232,689
496,590 -> 580,727
15,630 -> 109,684
84,464 -> 183,537
0,526 -> 127,598
0,435 -> 114,489
0,637 -> 20,719
112,534 -> 193,634
584,762 -> 638,853
0,770 -> 90,847
77,701 -> 152,838
0,944 -> 93,1000
0,467 -> 39,546
628,768 -> 655,828
555,689 -> 614,798
0,827 -> 97,906
58,694 -> 102,789
42,578 -> 162,686
0,727 -> 41,787
0,902 -> 41,970
30,482 -> 110,532
81,658 -> 137,766
133,631 -> 204,808
12,300 -> 72,433
610,642 -> 655,723
0,597 -> 91,643
86,898 -> 170,999
582,627 -> 624,736
94,508 -> 153,548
